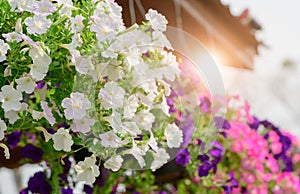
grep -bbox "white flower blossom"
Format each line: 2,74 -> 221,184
75,155 -> 100,185
29,46 -> 52,81
108,110 -> 122,133
0,39 -> 10,62
3,32 -> 22,43
125,141 -> 146,168
123,95 -> 139,119
99,131 -> 121,148
98,82 -> 125,109
159,51 -> 180,82
24,15 -> 52,35
90,0 -> 124,47
52,128 -> 73,152
16,0 -> 35,12
16,76 -> 37,94
164,123 -> 183,148
41,101 -> 56,126
0,85 -> 22,112
56,0 -> 77,17
122,122 -> 141,136
36,127 -> 52,142
71,117 -> 95,134
4,66 -> 12,77
104,155 -> 123,172
134,109 -> 155,131
156,95 -> 170,116
150,148 -> 170,171
32,0 -> 57,16
62,92 -> 91,120
4,102 -> 28,124
70,50 -> 91,75
0,119 -> 7,141
151,31 -> 173,50
70,14 -> 85,32
145,9 -> 168,32
0,143 -> 10,159
32,110 -> 44,120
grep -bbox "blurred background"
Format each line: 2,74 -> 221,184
1,0 -> 300,193
220,0 -> 300,139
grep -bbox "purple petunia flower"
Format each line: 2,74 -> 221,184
134,134 -> 143,141
213,116 -> 230,130
200,97 -> 211,113
36,81 -> 45,89
62,157 -> 72,173
248,116 -> 260,130
61,187 -> 73,194
59,174 -> 68,185
83,184 -> 93,194
197,162 -> 212,177
175,148 -> 190,166
21,144 -> 43,162
27,172 -> 51,194
209,141 -> 225,159
197,154 -> 209,163
19,188 -> 28,194
228,172 -> 238,187
7,131 -> 21,148
222,185 -> 233,194
180,113 -> 194,147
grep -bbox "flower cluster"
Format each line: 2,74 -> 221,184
0,0 -> 190,192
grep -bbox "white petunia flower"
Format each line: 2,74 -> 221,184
24,15 -> 52,35
150,148 -> 170,171
134,109 -> 155,131
32,110 -> 44,120
108,110 -> 122,133
16,76 -> 37,94
75,155 -> 100,185
125,141 -> 146,168
56,0 -> 77,17
0,119 -> 7,141
123,95 -> 139,119
122,122 -> 141,136
52,128 -> 73,152
145,9 -> 168,32
70,14 -> 85,32
99,131 -> 121,148
0,39 -> 10,62
7,0 -> 18,12
151,31 -> 173,50
62,92 -> 91,120
147,131 -> 159,152
36,127 -> 52,142
98,82 -> 125,109
4,66 -> 12,77
0,143 -> 10,159
29,46 -> 52,81
0,85 -> 22,112
40,101 -> 56,126
2,32 -> 22,43
104,155 -> 123,172
158,51 -> 180,82
70,50 -> 91,75
156,95 -> 170,116
32,0 -> 57,16
4,102 -> 28,124
16,0 -> 35,12
71,117 -> 95,134
164,123 -> 183,148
